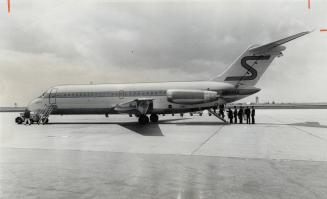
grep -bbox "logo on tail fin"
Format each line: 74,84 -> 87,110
225,55 -> 271,81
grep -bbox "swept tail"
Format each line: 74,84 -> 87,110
212,31 -> 311,86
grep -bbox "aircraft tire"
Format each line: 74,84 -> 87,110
138,115 -> 149,125
15,117 -> 23,124
150,114 -> 158,123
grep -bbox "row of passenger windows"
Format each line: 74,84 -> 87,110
51,90 -> 166,98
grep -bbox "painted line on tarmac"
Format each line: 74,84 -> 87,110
190,125 -> 225,155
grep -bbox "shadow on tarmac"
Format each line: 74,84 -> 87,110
119,123 -> 163,136
48,118 -> 194,136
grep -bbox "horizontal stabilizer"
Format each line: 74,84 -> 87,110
249,31 -> 311,54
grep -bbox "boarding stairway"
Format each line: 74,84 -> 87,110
37,104 -> 56,124
207,109 -> 228,123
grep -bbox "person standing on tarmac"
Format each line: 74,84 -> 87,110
233,106 -> 238,124
238,106 -> 243,124
227,108 -> 233,123
23,109 -> 31,125
245,106 -> 251,124
218,104 -> 225,119
251,106 -> 256,124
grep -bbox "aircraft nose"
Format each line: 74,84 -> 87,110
27,98 -> 43,113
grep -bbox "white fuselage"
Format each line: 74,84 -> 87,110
28,81 -> 260,115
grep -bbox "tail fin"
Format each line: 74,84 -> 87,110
212,31 -> 311,86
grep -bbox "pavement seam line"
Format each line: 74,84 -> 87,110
190,125 -> 225,155
2,147 -> 327,163
266,115 -> 327,142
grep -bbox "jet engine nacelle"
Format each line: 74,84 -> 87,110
167,89 -> 218,104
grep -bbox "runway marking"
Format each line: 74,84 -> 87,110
190,125 -> 225,155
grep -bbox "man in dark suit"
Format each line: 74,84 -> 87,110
251,106 -> 256,124
233,106 -> 238,124
245,106 -> 251,124
227,108 -> 233,123
238,106 -> 243,124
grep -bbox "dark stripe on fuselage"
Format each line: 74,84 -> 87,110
45,90 -> 167,99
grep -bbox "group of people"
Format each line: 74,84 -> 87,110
218,105 -> 255,124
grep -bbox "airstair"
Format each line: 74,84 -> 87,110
37,104 -> 56,124
207,109 -> 228,123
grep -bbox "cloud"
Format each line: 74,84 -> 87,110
0,0 -> 326,106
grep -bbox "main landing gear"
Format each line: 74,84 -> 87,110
138,114 -> 159,125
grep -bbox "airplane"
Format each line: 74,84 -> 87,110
15,31 -> 311,125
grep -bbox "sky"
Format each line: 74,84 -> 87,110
0,0 -> 326,106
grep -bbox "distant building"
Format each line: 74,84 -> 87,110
255,96 -> 259,104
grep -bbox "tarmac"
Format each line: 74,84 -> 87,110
1,110 -> 327,199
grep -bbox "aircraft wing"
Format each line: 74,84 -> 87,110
114,98 -> 154,114
249,31 -> 311,54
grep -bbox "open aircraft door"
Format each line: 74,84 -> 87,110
119,90 -> 124,99
49,88 -> 58,104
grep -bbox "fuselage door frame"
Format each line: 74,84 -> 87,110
119,90 -> 124,99
49,88 -> 58,104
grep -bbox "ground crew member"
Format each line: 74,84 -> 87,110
227,108 -> 233,123
245,106 -> 251,124
23,109 -> 31,125
238,106 -> 243,124
233,106 -> 237,123
251,106 -> 256,124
